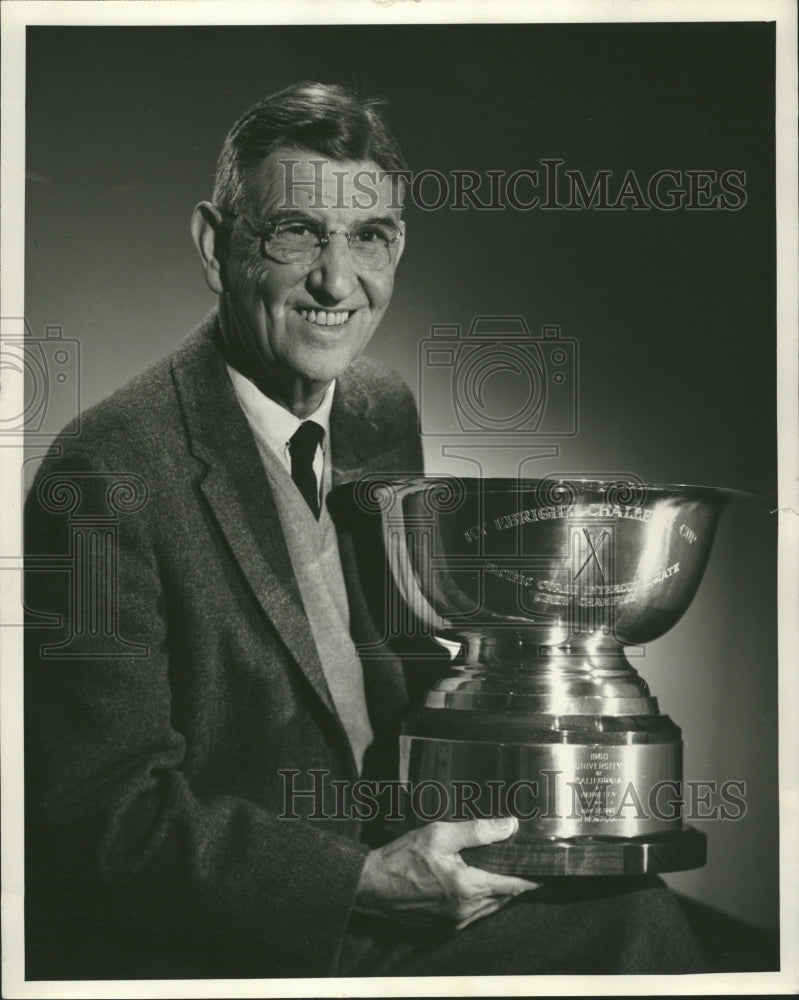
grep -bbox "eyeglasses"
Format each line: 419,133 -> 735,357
219,209 -> 402,271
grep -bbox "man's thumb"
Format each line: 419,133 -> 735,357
437,816 -> 519,852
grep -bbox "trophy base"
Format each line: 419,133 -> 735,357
460,825 -> 706,877
399,705 -> 705,876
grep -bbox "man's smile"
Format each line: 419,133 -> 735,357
295,307 -> 355,327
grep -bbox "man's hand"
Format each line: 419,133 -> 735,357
354,817 -> 539,931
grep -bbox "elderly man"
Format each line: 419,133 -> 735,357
24,82 -> 703,980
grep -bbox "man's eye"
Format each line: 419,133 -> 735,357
279,222 -> 317,239
353,226 -> 392,246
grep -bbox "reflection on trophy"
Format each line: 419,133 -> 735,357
331,476 -> 743,877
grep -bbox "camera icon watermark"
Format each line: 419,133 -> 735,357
418,315 -> 579,437
0,317 -> 81,438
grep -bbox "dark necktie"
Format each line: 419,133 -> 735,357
289,421 -> 324,518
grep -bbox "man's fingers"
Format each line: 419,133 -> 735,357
454,898 -> 507,931
452,877 -> 539,931
429,815 -> 520,853
495,874 -> 541,895
460,866 -> 541,897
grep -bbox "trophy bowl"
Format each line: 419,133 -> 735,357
330,476 -> 743,877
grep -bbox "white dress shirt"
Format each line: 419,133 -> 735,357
226,364 -> 335,504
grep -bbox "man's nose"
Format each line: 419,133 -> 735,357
306,232 -> 358,303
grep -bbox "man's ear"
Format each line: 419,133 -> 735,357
191,202 -> 226,295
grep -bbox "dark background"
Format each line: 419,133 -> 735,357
25,22 -> 778,932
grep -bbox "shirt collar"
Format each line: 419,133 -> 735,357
225,363 -> 335,458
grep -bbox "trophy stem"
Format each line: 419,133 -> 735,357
433,629 -> 658,717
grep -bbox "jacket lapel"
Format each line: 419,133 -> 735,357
170,315 -> 337,718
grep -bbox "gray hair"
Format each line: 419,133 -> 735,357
212,81 -> 408,213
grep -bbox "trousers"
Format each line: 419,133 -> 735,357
338,876 -> 705,976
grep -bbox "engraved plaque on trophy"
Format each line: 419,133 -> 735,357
330,477 -> 743,877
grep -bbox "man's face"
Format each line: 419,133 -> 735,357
222,149 -> 405,392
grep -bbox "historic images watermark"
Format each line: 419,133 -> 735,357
278,769 -> 748,824
0,317 -> 81,441
26,470 -> 151,659
276,158 -> 748,212
418,316 -> 578,438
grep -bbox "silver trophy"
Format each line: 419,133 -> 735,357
331,477 -> 742,877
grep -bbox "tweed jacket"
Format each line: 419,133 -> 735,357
24,313 -> 425,979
